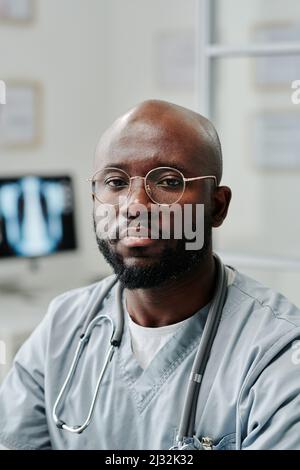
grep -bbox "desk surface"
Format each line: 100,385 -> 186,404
0,277 -> 89,329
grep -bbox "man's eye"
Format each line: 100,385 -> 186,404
105,178 -> 128,188
157,177 -> 181,188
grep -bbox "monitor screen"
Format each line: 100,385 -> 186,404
0,175 -> 77,258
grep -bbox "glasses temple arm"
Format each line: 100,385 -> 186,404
184,176 -> 217,184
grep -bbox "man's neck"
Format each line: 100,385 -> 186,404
125,254 -> 216,327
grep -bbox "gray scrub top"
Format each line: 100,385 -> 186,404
0,267 -> 300,450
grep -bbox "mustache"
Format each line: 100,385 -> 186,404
94,214 -> 162,241
116,220 -> 162,240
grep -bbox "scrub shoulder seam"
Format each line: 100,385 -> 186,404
231,282 -> 300,328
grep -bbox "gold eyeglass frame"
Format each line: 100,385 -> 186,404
88,166 -> 217,206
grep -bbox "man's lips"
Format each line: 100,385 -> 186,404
121,236 -> 157,247
119,226 -> 156,238
118,226 -> 160,247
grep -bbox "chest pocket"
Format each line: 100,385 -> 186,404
212,433 -> 236,450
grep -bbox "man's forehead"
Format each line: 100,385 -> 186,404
95,114 -> 208,167
94,100 -> 222,182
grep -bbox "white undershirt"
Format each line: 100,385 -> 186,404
127,313 -> 192,370
126,266 -> 235,370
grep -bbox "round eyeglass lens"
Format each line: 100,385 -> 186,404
92,168 -> 130,205
145,167 -> 185,204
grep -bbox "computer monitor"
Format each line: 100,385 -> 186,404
0,175 -> 77,259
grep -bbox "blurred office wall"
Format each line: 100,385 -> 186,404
0,0 -> 109,289
0,0 -> 197,292
212,0 -> 300,305
101,0 -> 197,123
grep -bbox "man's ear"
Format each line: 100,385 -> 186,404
211,186 -> 232,228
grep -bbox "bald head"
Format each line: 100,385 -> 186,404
95,99 -> 223,184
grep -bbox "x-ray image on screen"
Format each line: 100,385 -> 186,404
0,175 -> 77,258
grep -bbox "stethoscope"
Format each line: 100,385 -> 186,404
52,253 -> 228,450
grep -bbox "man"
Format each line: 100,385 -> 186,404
0,100 -> 299,450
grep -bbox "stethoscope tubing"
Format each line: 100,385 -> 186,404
176,255 -> 227,445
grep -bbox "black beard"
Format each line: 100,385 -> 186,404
94,220 -> 212,290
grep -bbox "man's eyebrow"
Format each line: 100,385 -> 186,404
102,162 -> 190,174
102,163 -> 127,170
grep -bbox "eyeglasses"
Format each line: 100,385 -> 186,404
89,167 -> 217,206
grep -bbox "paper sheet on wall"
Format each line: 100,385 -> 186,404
0,85 -> 37,146
254,113 -> 300,169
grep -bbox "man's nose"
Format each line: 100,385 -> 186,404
128,177 -> 152,205
120,177 -> 152,218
